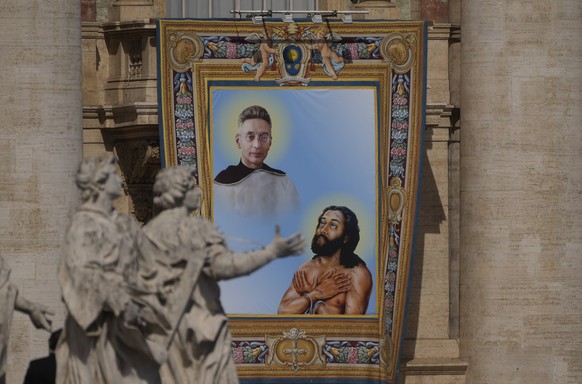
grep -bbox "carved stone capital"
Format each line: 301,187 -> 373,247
113,139 -> 160,185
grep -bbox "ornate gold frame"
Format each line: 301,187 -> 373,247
157,18 -> 427,383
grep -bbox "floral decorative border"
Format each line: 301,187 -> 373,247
232,339 -> 380,366
385,72 -> 411,333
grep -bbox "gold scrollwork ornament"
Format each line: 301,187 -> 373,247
265,328 -> 326,372
167,32 -> 204,71
380,334 -> 395,376
386,177 -> 407,248
380,33 -> 416,73
386,177 -> 406,225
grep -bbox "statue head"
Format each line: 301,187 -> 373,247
76,156 -> 121,203
153,166 -> 200,211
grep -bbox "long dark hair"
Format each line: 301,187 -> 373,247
320,205 -> 365,268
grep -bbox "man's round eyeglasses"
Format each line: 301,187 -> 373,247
243,133 -> 271,144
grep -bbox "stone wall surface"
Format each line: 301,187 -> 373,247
460,0 -> 582,383
0,1 -> 82,383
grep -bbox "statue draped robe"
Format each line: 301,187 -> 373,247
56,209 -> 168,384
139,208 -> 281,384
139,209 -> 239,384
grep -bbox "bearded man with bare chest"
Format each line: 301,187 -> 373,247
278,206 -> 373,315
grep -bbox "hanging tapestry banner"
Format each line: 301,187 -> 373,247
157,17 -> 427,383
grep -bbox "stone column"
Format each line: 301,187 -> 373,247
0,1 -> 82,382
460,0 -> 582,383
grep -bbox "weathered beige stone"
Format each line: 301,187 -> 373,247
0,1 -> 82,381
108,0 -> 166,21
406,139 -> 451,340
426,25 -> 453,104
460,1 -> 582,383
400,357 -> 468,382
355,1 -> 402,19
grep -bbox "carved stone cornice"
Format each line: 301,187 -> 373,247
112,0 -> 153,5
99,18 -> 158,112
450,24 -> 461,43
102,19 -> 157,35
399,335 -> 467,377
98,102 -> 159,130
108,0 -> 161,22
81,21 -> 103,39
425,103 -> 456,129
400,358 -> 468,376
428,23 -> 461,41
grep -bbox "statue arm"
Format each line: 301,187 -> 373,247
15,295 -> 53,331
206,225 -> 304,281
206,244 -> 275,280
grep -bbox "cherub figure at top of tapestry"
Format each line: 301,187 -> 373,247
306,28 -> 345,80
241,34 -> 277,82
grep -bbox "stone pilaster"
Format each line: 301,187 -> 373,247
398,23 -> 466,384
460,0 -> 582,383
82,16 -> 160,220
0,0 -> 82,382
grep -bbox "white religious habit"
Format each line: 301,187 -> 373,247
214,161 -> 299,217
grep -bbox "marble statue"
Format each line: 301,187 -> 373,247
56,156 -> 170,384
138,166 -> 304,384
0,256 -> 53,384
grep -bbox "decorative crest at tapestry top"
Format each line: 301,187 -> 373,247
166,21 -> 418,85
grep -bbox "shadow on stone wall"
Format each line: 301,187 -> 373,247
402,130 -> 447,360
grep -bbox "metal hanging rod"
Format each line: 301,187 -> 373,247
230,9 -> 369,16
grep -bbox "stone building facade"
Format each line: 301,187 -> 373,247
0,0 -> 580,383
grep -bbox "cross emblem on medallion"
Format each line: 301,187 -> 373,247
283,340 -> 307,371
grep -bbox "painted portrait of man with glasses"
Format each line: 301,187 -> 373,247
214,105 -> 300,217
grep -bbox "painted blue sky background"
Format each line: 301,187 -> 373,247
210,86 -> 379,315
